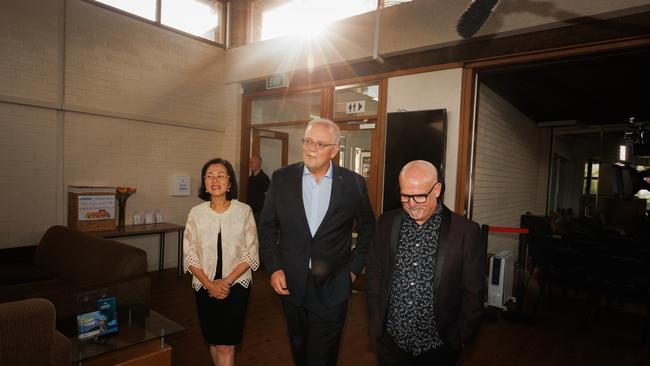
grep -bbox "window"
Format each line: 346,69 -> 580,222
94,0 -> 225,44
383,0 -> 411,7
251,90 -> 322,124
255,0 -> 378,41
161,0 -> 223,42
583,160 -> 599,194
333,83 -> 379,119
96,0 -> 156,20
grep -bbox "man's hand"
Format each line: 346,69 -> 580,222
271,270 -> 290,295
350,272 -> 357,283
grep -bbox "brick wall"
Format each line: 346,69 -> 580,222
0,0 -> 236,271
0,103 -> 59,245
65,0 -> 224,131
0,0 -> 61,106
472,85 -> 551,256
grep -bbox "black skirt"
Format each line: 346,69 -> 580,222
194,231 -> 251,345
195,284 -> 250,345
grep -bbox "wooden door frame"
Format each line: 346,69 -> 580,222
454,36 -> 650,217
251,128 -> 289,165
240,128 -> 289,203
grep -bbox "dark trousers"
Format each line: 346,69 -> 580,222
281,296 -> 348,366
377,332 -> 459,366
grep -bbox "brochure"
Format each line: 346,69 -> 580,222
76,296 -> 118,340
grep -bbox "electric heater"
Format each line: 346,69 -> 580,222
487,250 -> 514,309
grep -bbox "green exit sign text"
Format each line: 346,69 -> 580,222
266,74 -> 287,89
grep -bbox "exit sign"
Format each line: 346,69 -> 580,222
266,74 -> 287,89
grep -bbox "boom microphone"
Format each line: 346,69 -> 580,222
456,0 -> 500,39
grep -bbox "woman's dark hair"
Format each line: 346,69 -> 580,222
198,158 -> 238,201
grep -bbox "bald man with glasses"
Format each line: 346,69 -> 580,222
366,160 -> 485,366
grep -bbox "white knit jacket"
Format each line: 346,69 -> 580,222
183,200 -> 260,290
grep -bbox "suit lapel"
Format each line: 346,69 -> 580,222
386,211 -> 402,298
390,212 -> 401,260
433,205 -> 451,299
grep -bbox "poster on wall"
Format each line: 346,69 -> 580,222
78,195 -> 115,221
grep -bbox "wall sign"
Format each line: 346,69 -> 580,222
345,100 -> 366,114
266,73 -> 287,89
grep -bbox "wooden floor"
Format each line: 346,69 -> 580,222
150,268 -> 650,366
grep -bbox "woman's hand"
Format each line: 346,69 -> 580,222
207,278 -> 231,299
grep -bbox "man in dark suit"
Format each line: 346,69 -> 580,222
260,118 -> 375,366
366,160 -> 485,366
247,154 -> 270,226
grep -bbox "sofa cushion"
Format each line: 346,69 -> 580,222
34,226 -> 147,285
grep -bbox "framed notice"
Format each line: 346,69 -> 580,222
78,195 -> 115,221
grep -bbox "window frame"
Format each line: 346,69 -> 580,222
88,0 -> 227,47
583,159 -> 600,195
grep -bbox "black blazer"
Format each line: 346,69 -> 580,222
366,205 -> 486,351
260,162 -> 375,307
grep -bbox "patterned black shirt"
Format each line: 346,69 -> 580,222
386,204 -> 444,355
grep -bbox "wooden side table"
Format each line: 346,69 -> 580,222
80,339 -> 171,366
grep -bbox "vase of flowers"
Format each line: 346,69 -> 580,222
116,187 -> 136,229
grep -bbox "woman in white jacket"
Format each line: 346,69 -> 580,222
184,158 -> 259,366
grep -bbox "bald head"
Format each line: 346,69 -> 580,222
250,155 -> 262,174
399,160 -> 438,185
399,160 -> 442,225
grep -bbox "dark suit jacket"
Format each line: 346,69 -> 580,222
366,205 -> 486,351
260,162 -> 375,307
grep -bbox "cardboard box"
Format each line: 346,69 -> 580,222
68,186 -> 116,232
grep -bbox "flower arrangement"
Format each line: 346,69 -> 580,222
115,187 -> 136,228
116,187 -> 137,203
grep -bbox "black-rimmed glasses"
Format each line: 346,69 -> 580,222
400,183 -> 438,203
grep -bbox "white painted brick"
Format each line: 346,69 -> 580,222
473,85 -> 550,256
0,0 -> 61,105
0,102 -> 58,247
63,0 -> 226,131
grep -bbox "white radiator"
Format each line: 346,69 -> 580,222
487,250 -> 514,309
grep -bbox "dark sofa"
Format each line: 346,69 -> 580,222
0,225 -> 150,335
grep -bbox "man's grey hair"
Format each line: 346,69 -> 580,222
305,118 -> 341,144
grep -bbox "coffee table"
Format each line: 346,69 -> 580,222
69,309 -> 184,365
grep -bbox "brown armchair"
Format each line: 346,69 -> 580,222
0,225 -> 151,335
0,298 -> 71,366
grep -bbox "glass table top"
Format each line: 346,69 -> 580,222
69,309 -> 184,362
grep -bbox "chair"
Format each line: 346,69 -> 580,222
596,255 -> 650,342
524,234 -> 565,291
569,239 -> 608,262
534,246 -> 594,318
0,298 -> 71,366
